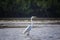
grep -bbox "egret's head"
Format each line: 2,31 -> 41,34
31,16 -> 37,19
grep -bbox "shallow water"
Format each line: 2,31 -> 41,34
0,26 -> 60,40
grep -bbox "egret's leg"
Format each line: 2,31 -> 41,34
27,32 -> 29,36
24,32 -> 30,38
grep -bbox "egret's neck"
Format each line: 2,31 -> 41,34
31,18 -> 33,27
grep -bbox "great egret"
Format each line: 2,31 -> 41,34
23,16 -> 36,36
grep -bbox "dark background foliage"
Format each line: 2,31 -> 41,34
0,0 -> 60,18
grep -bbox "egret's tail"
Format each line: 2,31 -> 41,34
23,30 -> 26,34
23,28 -> 28,34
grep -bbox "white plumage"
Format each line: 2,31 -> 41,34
23,25 -> 31,34
23,16 -> 36,35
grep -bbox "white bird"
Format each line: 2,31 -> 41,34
23,16 -> 36,36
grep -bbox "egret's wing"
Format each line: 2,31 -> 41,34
23,25 -> 31,34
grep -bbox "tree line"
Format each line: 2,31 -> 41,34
0,0 -> 60,18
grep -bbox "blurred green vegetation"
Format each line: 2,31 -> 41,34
0,0 -> 60,18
